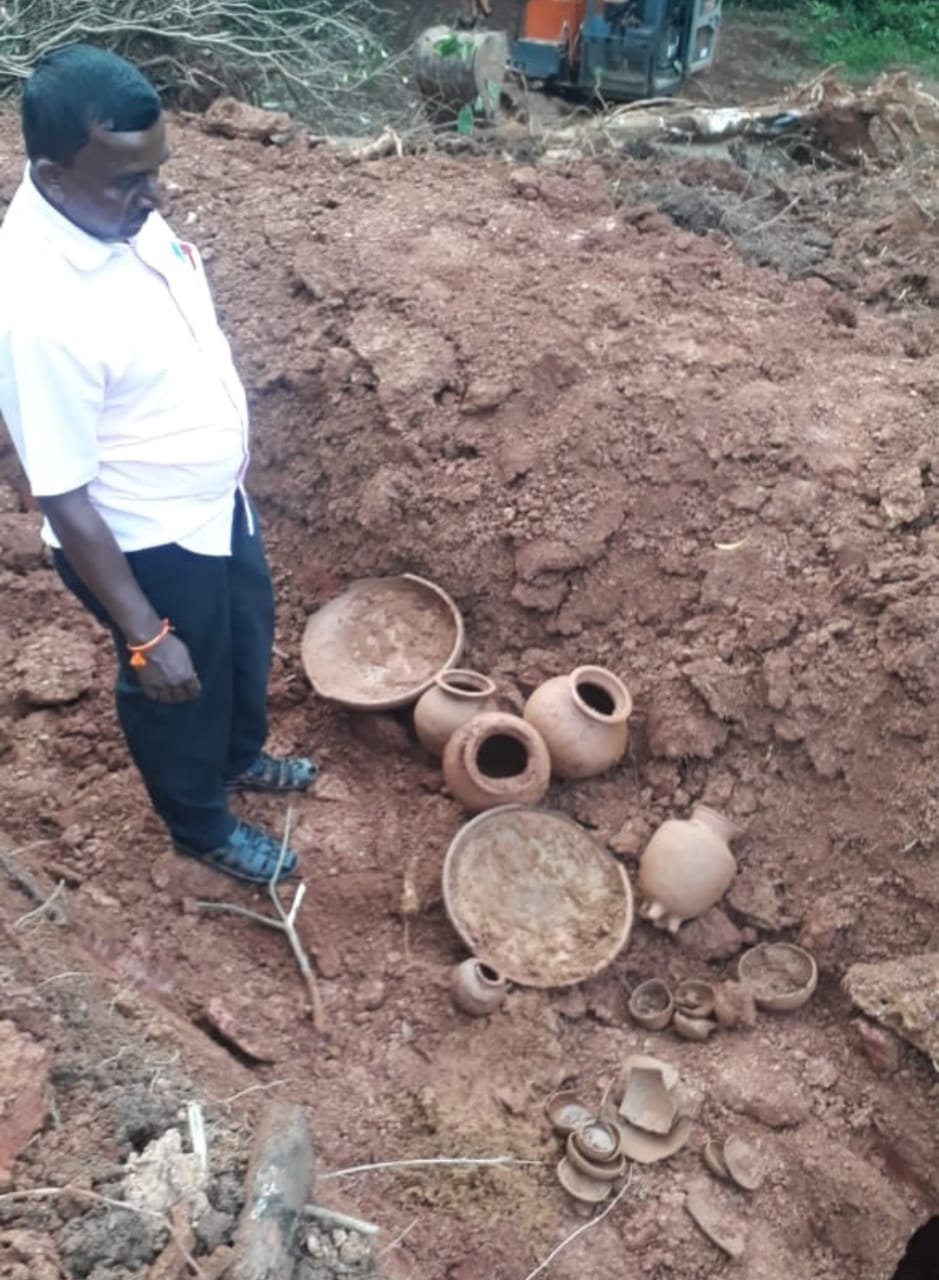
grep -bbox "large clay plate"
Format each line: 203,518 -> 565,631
301,574 -> 464,710
443,806 -> 634,988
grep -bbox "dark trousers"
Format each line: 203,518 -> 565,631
54,497 -> 274,851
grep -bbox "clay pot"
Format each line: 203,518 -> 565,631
523,666 -> 632,780
556,1157 -> 611,1204
737,942 -> 818,1012
628,978 -> 674,1031
638,805 -> 740,934
413,669 -> 499,757
442,712 -> 551,813
546,1092 -> 595,1137
450,958 -> 508,1016
566,1133 -> 626,1182
675,979 -> 716,1020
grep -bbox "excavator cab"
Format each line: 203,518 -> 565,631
513,0 -> 720,99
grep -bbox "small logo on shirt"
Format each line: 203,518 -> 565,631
172,240 -> 198,271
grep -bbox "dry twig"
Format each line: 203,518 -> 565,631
196,808 -> 325,1031
321,1156 -> 545,1179
14,878 -> 66,929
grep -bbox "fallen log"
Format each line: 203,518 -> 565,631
230,1102 -> 314,1280
414,25 -> 508,121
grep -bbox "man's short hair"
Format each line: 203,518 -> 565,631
22,44 -> 161,163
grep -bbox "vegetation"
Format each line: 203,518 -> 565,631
730,0 -> 939,76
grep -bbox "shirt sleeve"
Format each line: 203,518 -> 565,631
0,328 -> 103,497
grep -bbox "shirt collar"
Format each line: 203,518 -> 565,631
20,165 -> 123,273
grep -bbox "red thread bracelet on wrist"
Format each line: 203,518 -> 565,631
127,619 -> 173,668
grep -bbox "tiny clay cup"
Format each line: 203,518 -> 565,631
638,805 -> 740,934
524,666 -> 632,780
675,979 -> 716,1020
413,669 -> 499,757
442,711 -> 551,813
628,978 -> 675,1031
450,958 -> 508,1017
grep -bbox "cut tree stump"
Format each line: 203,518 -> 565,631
414,25 -> 508,121
230,1102 -> 314,1280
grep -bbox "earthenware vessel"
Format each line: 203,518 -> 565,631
546,1092 -> 595,1137
566,1133 -> 626,1182
523,665 -> 632,780
571,1119 -> 623,1164
442,712 -> 551,812
413,669 -> 499,757
450,958 -> 508,1016
619,1061 -> 681,1136
737,942 -> 818,1012
556,1157 -> 611,1204
616,1114 -> 694,1165
628,978 -> 674,1031
673,1011 -> 719,1041
638,805 -> 740,933
675,979 -> 716,1020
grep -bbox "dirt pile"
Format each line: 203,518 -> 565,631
0,99 -> 938,1280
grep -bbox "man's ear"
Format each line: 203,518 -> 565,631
33,157 -> 68,201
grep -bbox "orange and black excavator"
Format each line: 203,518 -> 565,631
503,0 -> 720,100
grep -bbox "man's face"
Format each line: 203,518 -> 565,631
37,115 -> 169,242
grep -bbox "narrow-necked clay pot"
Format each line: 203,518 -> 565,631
413,669 -> 499,757
523,666 -> 632,780
638,805 -> 740,934
628,978 -> 675,1031
442,712 -> 551,812
450,958 -> 508,1016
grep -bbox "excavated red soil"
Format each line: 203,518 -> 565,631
1,78 -> 939,1280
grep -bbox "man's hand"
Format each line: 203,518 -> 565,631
39,485 -> 202,704
134,631 -> 202,703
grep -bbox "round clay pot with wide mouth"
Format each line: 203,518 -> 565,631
638,804 -> 740,934
414,669 -> 499,757
523,665 -> 632,780
628,978 -> 675,1031
450,958 -> 508,1016
442,712 -> 551,813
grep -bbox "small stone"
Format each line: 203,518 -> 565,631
0,512 -> 44,572
338,1235 -> 371,1265
202,96 -> 291,141
713,981 -> 757,1029
202,998 -> 276,1064
851,1019 -> 900,1074
354,979 -> 387,1012
609,817 -> 647,858
879,463 -> 926,529
844,953 -> 939,1067
677,907 -> 743,962
14,628 -> 97,706
553,986 -> 588,1021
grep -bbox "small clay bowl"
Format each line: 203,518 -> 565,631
556,1156 -> 611,1204
572,1119 -> 623,1164
566,1133 -> 627,1182
628,978 -> 674,1031
675,978 -> 716,1020
673,1011 -> 718,1041
737,942 -> 818,1012
723,1135 -> 766,1191
546,1091 -> 595,1137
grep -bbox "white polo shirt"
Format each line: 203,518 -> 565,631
0,172 -> 249,555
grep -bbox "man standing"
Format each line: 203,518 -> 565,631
0,45 -> 314,884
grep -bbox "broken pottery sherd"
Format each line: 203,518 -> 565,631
616,1114 -> 694,1165
722,1136 -> 766,1191
702,1138 -> 731,1181
673,1011 -> 719,1041
738,942 -> 818,1012
523,665 -> 632,780
619,1062 -> 682,1136
545,1091 -> 595,1137
556,1156 -> 611,1204
566,1133 -> 626,1182
617,1053 -> 679,1099
450,958 -> 508,1017
638,805 -> 740,933
685,1183 -> 746,1260
675,979 -> 716,1020
628,978 -> 674,1031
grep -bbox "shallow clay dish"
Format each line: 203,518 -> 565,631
556,1157 -> 611,1204
442,805 -> 633,987
546,1092 -> 594,1137
566,1134 -> 626,1182
616,1114 -> 693,1165
301,574 -> 464,710
737,942 -> 818,1012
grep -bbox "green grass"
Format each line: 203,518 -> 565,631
726,0 -> 939,77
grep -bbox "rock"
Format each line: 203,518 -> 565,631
851,1019 -> 901,1075
0,1021 -> 48,1186
14,627 -> 97,706
879,463 -> 926,529
677,907 -> 743,962
124,1128 -> 210,1225
684,1182 -> 746,1259
713,981 -> 757,1029
717,1067 -> 809,1130
553,986 -> 588,1021
584,974 -> 627,1026
608,817 -> 647,858
0,512 -> 44,572
727,868 -> 789,930
843,953 -> 939,1068
354,979 -> 387,1012
799,891 -> 855,965
460,377 -> 515,414
0,1230 -> 61,1280
202,997 -> 278,1064
202,97 -> 292,142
